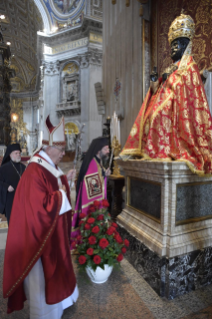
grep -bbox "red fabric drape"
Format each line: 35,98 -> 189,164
3,155 -> 76,313
121,56 -> 212,176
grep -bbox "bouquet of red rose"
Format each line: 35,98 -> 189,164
74,199 -> 129,271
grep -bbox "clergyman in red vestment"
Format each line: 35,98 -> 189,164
3,116 -> 78,319
120,12 -> 212,176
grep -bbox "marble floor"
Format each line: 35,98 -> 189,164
0,245 -> 212,319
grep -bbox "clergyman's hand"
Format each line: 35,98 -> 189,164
8,186 -> 14,192
66,169 -> 76,181
105,168 -> 111,177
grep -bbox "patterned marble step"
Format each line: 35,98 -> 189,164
118,225 -> 212,300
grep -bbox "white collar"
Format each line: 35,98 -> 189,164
39,150 -> 56,168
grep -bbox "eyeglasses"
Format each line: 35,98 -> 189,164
52,146 -> 66,153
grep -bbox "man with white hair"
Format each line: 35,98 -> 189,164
0,143 -> 26,224
3,116 -> 78,319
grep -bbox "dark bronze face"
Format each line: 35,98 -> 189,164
170,39 -> 183,62
170,37 -> 190,62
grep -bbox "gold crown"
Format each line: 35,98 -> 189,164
168,12 -> 195,45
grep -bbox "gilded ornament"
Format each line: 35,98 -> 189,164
144,119 -> 150,135
111,136 -> 122,176
130,124 -> 137,137
193,38 -> 206,62
63,62 -> 79,75
168,12 -> 195,45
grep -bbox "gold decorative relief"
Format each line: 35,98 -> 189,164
63,62 -> 79,75
65,122 -> 79,134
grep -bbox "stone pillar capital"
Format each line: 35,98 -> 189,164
78,49 -> 102,68
42,60 -> 60,75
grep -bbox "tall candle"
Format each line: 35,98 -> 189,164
118,119 -> 120,143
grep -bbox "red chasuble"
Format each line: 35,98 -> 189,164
120,55 -> 212,176
3,154 -> 76,313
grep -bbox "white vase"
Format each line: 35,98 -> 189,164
86,264 -> 113,284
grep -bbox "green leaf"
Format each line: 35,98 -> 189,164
99,264 -> 105,270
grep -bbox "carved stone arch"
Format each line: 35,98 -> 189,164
33,0 -> 51,33
60,60 -> 80,78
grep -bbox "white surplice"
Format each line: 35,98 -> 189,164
23,150 -> 78,319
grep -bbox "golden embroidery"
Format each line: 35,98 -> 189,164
144,119 -> 150,135
130,124 -> 138,137
85,173 -> 102,199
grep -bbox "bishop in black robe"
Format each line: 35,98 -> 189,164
0,144 -> 26,224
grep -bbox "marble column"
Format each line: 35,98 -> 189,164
79,49 -> 103,151
42,60 -> 60,125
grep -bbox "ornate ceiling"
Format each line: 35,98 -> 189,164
35,0 -> 102,33
0,0 -> 43,95
0,0 -> 103,96
45,0 -> 84,28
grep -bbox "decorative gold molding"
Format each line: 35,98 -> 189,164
139,5 -> 144,17
176,215 -> 212,226
89,32 -> 103,44
44,38 -> 88,55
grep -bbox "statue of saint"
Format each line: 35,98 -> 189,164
120,12 -> 212,176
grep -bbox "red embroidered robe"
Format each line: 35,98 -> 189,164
120,56 -> 212,176
3,155 -> 76,313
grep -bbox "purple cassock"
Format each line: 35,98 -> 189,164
71,157 -> 107,244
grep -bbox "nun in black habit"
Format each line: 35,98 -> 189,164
0,144 -> 26,224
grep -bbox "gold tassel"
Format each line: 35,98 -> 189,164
112,0 -> 116,4
139,5 -> 144,16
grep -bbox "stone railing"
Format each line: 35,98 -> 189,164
56,101 -> 81,117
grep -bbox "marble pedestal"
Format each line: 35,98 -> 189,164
117,160 -> 212,299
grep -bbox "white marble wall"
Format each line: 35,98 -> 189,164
103,1 -> 148,146
23,99 -> 39,154
43,61 -> 60,125
117,160 -> 212,258
41,42 -> 103,152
